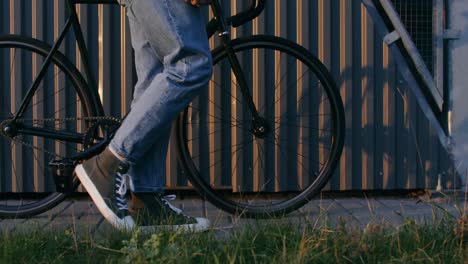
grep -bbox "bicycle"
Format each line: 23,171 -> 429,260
0,0 -> 345,218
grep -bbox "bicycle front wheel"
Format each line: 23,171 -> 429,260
176,35 -> 345,217
0,35 -> 98,218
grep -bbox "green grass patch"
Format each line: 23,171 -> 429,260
1,217 -> 467,263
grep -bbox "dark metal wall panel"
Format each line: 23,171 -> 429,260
0,0 -> 455,192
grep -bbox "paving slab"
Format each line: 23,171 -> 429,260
333,198 -> 368,209
1,193 -> 467,236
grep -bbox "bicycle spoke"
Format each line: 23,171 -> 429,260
234,141 -> 275,205
52,99 -> 81,116
26,69 -> 67,111
257,53 -> 288,115
196,137 -> 254,179
186,120 -> 244,125
9,49 -> 70,116
254,138 -> 274,193
264,68 -> 314,115
191,137 -> 254,161
271,132 -> 288,190
209,78 -> 245,108
251,146 -> 261,180
190,94 -> 243,125
260,53 -> 311,113
273,123 -> 332,133
273,130 -> 326,167
10,143 -> 20,192
186,128 -> 225,144
29,85 -> 66,110
273,113 -> 332,119
231,141 -> 244,187
273,138 -> 332,149
31,147 -> 43,193
206,95 -> 243,124
187,104 -> 243,126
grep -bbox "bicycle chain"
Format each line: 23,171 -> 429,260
0,116 -> 121,159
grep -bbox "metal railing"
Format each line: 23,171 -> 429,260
362,0 -> 459,151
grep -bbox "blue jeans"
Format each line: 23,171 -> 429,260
112,0 -> 212,192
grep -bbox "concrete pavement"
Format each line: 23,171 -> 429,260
0,192 -> 466,237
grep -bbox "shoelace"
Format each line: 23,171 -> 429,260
115,174 -> 185,216
115,173 -> 134,211
160,195 -> 183,215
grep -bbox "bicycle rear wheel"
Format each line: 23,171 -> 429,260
0,35 -> 98,218
176,35 -> 345,217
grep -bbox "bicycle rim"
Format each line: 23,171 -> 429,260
176,35 -> 345,217
0,36 -> 96,218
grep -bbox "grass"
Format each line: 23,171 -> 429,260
0,214 -> 467,264
1,190 -> 468,263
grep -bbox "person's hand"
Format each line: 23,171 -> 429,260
185,0 -> 211,7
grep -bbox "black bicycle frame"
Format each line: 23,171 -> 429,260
11,0 -> 265,144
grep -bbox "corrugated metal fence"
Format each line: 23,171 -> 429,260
0,0 -> 456,191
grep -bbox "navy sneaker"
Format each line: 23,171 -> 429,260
130,193 -> 210,233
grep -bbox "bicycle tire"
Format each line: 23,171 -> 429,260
0,35 -> 98,218
175,35 -> 345,217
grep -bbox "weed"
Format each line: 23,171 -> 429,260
0,197 -> 467,263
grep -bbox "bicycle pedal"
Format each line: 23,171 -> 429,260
49,159 -> 75,193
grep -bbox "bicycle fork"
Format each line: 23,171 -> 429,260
210,0 -> 270,138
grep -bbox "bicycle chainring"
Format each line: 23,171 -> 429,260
0,116 -> 121,160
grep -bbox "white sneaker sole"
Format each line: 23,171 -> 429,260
139,217 -> 211,234
75,164 -> 135,231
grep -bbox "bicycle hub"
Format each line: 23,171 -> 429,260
0,120 -> 18,138
252,117 -> 270,138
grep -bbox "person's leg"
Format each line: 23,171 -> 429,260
109,0 -> 212,163
116,0 -> 212,232
75,0 -> 212,232
129,133 -> 169,192
125,8 -> 169,193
